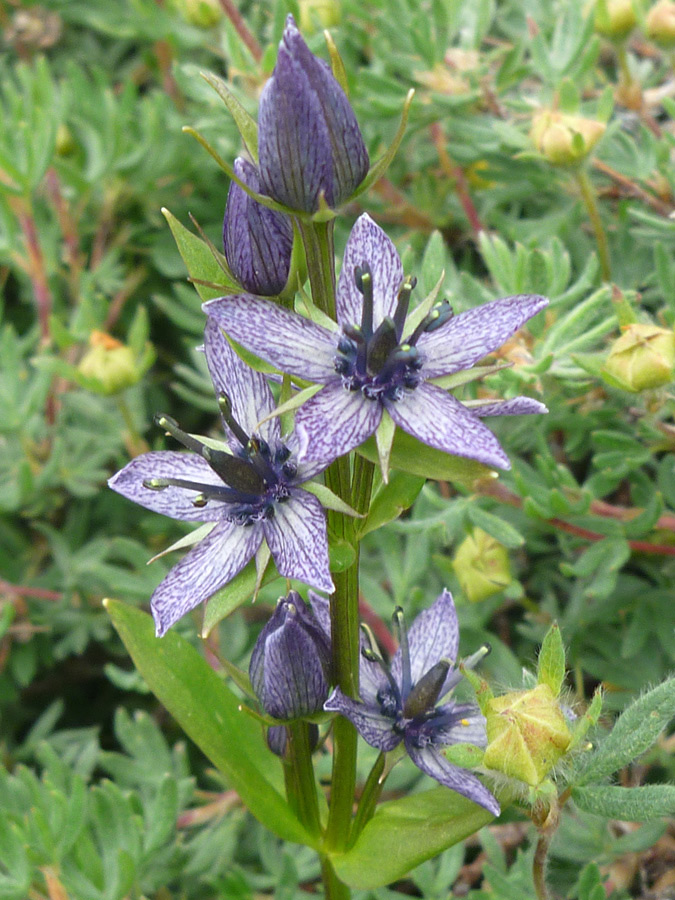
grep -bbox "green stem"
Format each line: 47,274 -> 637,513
350,751 -> 386,845
575,168 -> 611,282
297,218 -> 336,319
532,827 -> 553,900
321,858 -> 351,900
286,722 -> 322,837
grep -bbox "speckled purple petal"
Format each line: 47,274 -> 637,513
360,649 -> 388,708
469,397 -> 548,417
417,294 -> 548,378
150,519 -> 263,636
336,214 -> 404,328
283,431 -> 332,482
295,382 -> 382,466
109,452 -> 227,522
325,688 -> 401,752
204,296 -> 338,383
223,158 -> 292,296
204,318 -> 280,445
385,384 -> 510,470
261,615 -> 330,718
307,590 -> 331,641
391,589 -> 459,690
405,741 -> 500,816
432,704 -> 488,748
262,489 -> 334,593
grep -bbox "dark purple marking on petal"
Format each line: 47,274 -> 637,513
203,318 -> 280,445
336,214 -> 404,328
262,616 -> 330,718
417,294 -> 548,378
432,704 -> 488,748
325,688 -> 401,752
150,519 -> 263,636
391,589 -> 460,690
384,383 -> 511,470
204,296 -> 338,383
295,382 -> 382,466
262,490 -> 334,593
109,452 -> 227,522
308,590 -> 331,641
405,741 -> 500,816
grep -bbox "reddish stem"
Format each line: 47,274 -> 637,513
14,201 -> 52,345
359,595 -> 397,656
429,121 -> 484,237
0,579 -> 62,601
218,0 -> 262,63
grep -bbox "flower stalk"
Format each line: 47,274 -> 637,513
575,167 -> 611,282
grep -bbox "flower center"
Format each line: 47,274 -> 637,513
333,264 -> 453,402
142,394 -> 296,526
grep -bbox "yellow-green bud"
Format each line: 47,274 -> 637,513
594,0 -> 637,39
79,332 -> 141,395
646,0 -> 675,48
531,110 -> 606,167
55,124 -> 76,157
483,684 -> 572,787
453,529 -> 510,603
602,323 -> 675,392
173,0 -> 221,28
298,0 -> 341,33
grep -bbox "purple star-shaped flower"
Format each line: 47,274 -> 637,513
325,589 -> 499,816
204,214 -> 547,471
108,320 -> 334,637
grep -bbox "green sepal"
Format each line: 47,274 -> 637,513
353,89 -> 415,199
357,429 -> 494,490
146,522 -> 216,565
104,600 -> 315,847
573,677 -> 675,786
162,208 -> 239,300
201,555 -> 277,638
256,382 -> 323,425
200,71 -> 258,163
431,362 -> 512,391
329,538 -> 357,572
536,622 -> 566,697
324,30 -> 349,95
569,686 -> 603,752
330,787 -> 494,889
374,411 -> 395,481
461,666 -> 493,715
358,471 -> 426,538
571,785 -> 675,822
303,481 -> 363,517
443,742 -> 485,768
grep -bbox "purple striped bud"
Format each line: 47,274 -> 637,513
250,591 -> 331,720
258,15 -> 369,213
223,157 -> 293,296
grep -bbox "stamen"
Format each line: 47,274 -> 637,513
392,607 -> 412,699
407,300 -> 454,346
143,476 -> 260,504
360,624 -> 403,708
402,658 -> 451,719
355,263 -> 374,339
393,276 -> 417,340
155,414 -> 209,456
218,393 -> 251,448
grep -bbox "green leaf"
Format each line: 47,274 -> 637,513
359,471 -> 426,538
466,506 -> 524,549
354,89 -> 415,198
572,785 -> 675,822
358,430 -> 492,490
331,788 -> 494,889
573,677 -> 675,786
537,623 -> 565,696
201,71 -> 258,163
202,556 -> 277,637
162,208 -> 239,301
105,600 -> 314,847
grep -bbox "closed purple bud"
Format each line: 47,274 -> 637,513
258,15 -> 369,212
223,157 -> 293,296
250,591 -> 331,720
266,723 -> 319,757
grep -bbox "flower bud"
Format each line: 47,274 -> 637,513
646,0 -> 675,47
602,323 -> 675,391
78,331 -> 141,395
258,15 -> 369,213
266,723 -> 319,757
299,0 -> 341,33
531,110 -> 606,167
482,684 -> 572,787
250,592 -> 331,720
594,0 -> 637,40
223,158 -> 293,296
453,529 -> 511,603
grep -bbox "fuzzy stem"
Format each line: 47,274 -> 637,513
574,168 -> 611,282
533,827 -> 554,900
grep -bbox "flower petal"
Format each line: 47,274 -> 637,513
385,384 -> 510,470
391,589 -> 459,689
432,704 -> 488,748
262,490 -> 334,593
283,431 -> 332,481
336,214 -> 404,328
325,688 -> 401,751
150,519 -> 263,636
416,294 -> 548,378
204,296 -> 338,382
308,590 -> 331,640
262,615 -> 330,718
469,396 -> 548,417
204,318 -> 280,444
109,452 -> 227,522
405,741 -> 500,816
295,382 -> 382,466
